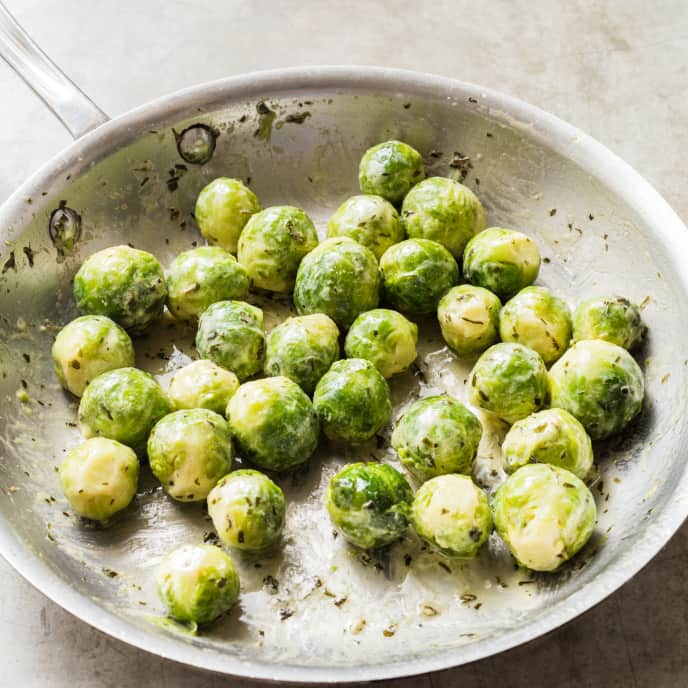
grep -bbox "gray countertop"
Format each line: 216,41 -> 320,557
1,1 -> 687,686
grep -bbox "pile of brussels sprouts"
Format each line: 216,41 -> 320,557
51,139 -> 647,628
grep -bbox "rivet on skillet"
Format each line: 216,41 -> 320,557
48,202 -> 82,258
174,124 -> 218,165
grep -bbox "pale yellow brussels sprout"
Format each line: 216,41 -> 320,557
502,408 -> 594,479
327,194 -> 404,259
148,409 -> 234,502
52,315 -> 135,397
155,544 -> 240,626
59,437 -> 139,521
195,177 -> 260,253
207,469 -> 285,551
344,308 -> 418,378
411,475 -> 492,558
167,360 -> 239,416
437,285 -> 502,357
492,464 -> 597,572
499,287 -> 572,365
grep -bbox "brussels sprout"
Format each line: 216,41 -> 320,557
468,343 -> 548,424
73,245 -> 167,333
59,437 -> 139,521
227,376 -> 319,471
264,314 -> 340,394
78,367 -> 171,451
437,285 -> 501,358
391,395 -> 482,482
401,177 -> 486,259
148,409 -> 234,502
313,359 -> 391,442
207,469 -> 285,551
195,300 -> 265,380
548,339 -> 644,440
325,462 -> 413,549
167,360 -> 239,415
195,177 -> 260,253
166,246 -> 249,321
463,227 -> 540,300
358,141 -> 424,205
573,296 -> 644,351
499,287 -> 572,365
293,237 -> 380,329
52,315 -> 135,397
237,206 -> 319,293
380,238 -> 459,315
155,544 -> 240,626
411,475 -> 492,558
344,309 -> 418,378
327,194 -> 404,259
503,409 -> 594,479
492,464 -> 596,572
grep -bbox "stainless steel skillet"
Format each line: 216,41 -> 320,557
0,3 -> 687,683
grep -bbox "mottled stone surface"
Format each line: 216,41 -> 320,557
0,0 -> 686,685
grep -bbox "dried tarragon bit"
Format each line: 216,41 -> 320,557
48,201 -> 82,258
173,124 -> 218,165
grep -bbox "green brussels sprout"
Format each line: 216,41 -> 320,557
313,359 -> 391,442
411,475 -> 492,558
468,343 -> 548,424
358,140 -> 424,205
463,227 -> 540,300
195,300 -> 265,380
548,339 -> 644,440
59,437 -> 139,521
148,409 -> 234,502
78,367 -> 171,451
207,469 -> 285,551
327,194 -> 404,259
195,177 -> 260,253
155,544 -> 240,626
391,395 -> 482,482
227,376 -> 319,471
502,408 -> 594,479
237,206 -> 319,293
499,287 -> 572,365
325,462 -> 413,549
293,237 -> 381,329
166,246 -> 249,321
437,285 -> 502,358
52,315 -> 135,397
401,177 -> 486,259
344,309 -> 418,378
573,296 -> 644,351
167,360 -> 239,415
73,245 -> 167,333
264,314 -> 340,394
492,464 -> 597,572
380,238 -> 459,315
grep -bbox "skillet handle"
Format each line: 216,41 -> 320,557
0,2 -> 108,139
